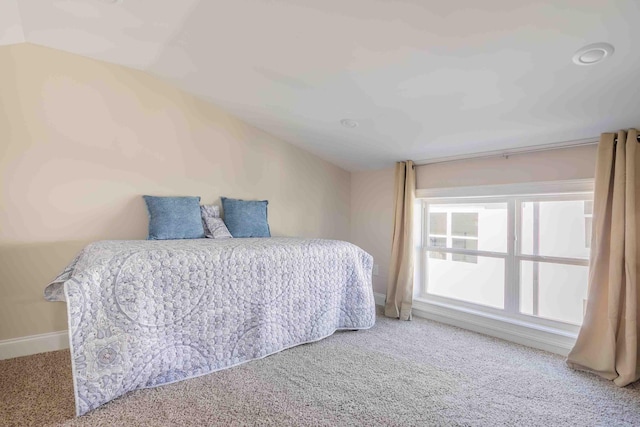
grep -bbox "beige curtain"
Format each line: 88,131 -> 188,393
567,129 -> 640,386
385,160 -> 415,320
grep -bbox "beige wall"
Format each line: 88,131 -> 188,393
417,145 -> 597,189
351,145 -> 598,294
350,168 -> 396,294
0,44 -> 351,341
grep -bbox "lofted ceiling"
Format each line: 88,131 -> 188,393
1,0 -> 639,170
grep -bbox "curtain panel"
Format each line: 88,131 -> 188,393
567,129 -> 640,386
385,160 -> 415,321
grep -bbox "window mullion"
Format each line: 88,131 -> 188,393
421,247 -> 428,296
505,198 -> 519,314
422,201 -> 429,296
516,254 -> 589,266
424,247 -> 506,258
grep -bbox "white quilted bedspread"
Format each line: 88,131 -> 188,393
44,238 -> 376,416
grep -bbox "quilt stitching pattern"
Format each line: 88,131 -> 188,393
44,238 -> 375,415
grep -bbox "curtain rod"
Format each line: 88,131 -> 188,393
413,133 -> 640,167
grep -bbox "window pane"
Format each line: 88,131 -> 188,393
429,251 -> 447,260
452,238 -> 478,263
429,236 -> 447,248
427,203 -> 507,252
519,261 -> 588,324
521,200 -> 591,259
426,253 -> 504,308
452,213 -> 478,237
428,237 -> 447,259
429,212 -> 447,235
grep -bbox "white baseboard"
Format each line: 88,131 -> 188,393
0,330 -> 69,360
373,291 -> 386,307
373,292 -> 575,356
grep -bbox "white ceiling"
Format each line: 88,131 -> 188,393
2,0 -> 639,170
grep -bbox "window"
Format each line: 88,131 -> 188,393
423,201 -> 508,309
417,182 -> 593,329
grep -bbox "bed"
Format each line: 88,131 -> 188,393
44,237 -> 376,416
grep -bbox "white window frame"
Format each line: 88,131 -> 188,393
415,179 -> 594,336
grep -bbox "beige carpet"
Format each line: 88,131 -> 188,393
1,311 -> 639,426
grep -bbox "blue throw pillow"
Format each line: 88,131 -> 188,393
221,197 -> 271,238
143,196 -> 205,240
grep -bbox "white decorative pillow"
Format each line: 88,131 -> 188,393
200,205 -> 220,238
203,217 -> 233,239
201,205 -> 220,218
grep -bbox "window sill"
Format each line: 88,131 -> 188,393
374,292 -> 577,356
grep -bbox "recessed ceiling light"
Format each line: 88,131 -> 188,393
572,43 -> 614,66
340,119 -> 359,129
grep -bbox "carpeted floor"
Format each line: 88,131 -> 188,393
1,311 -> 639,427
